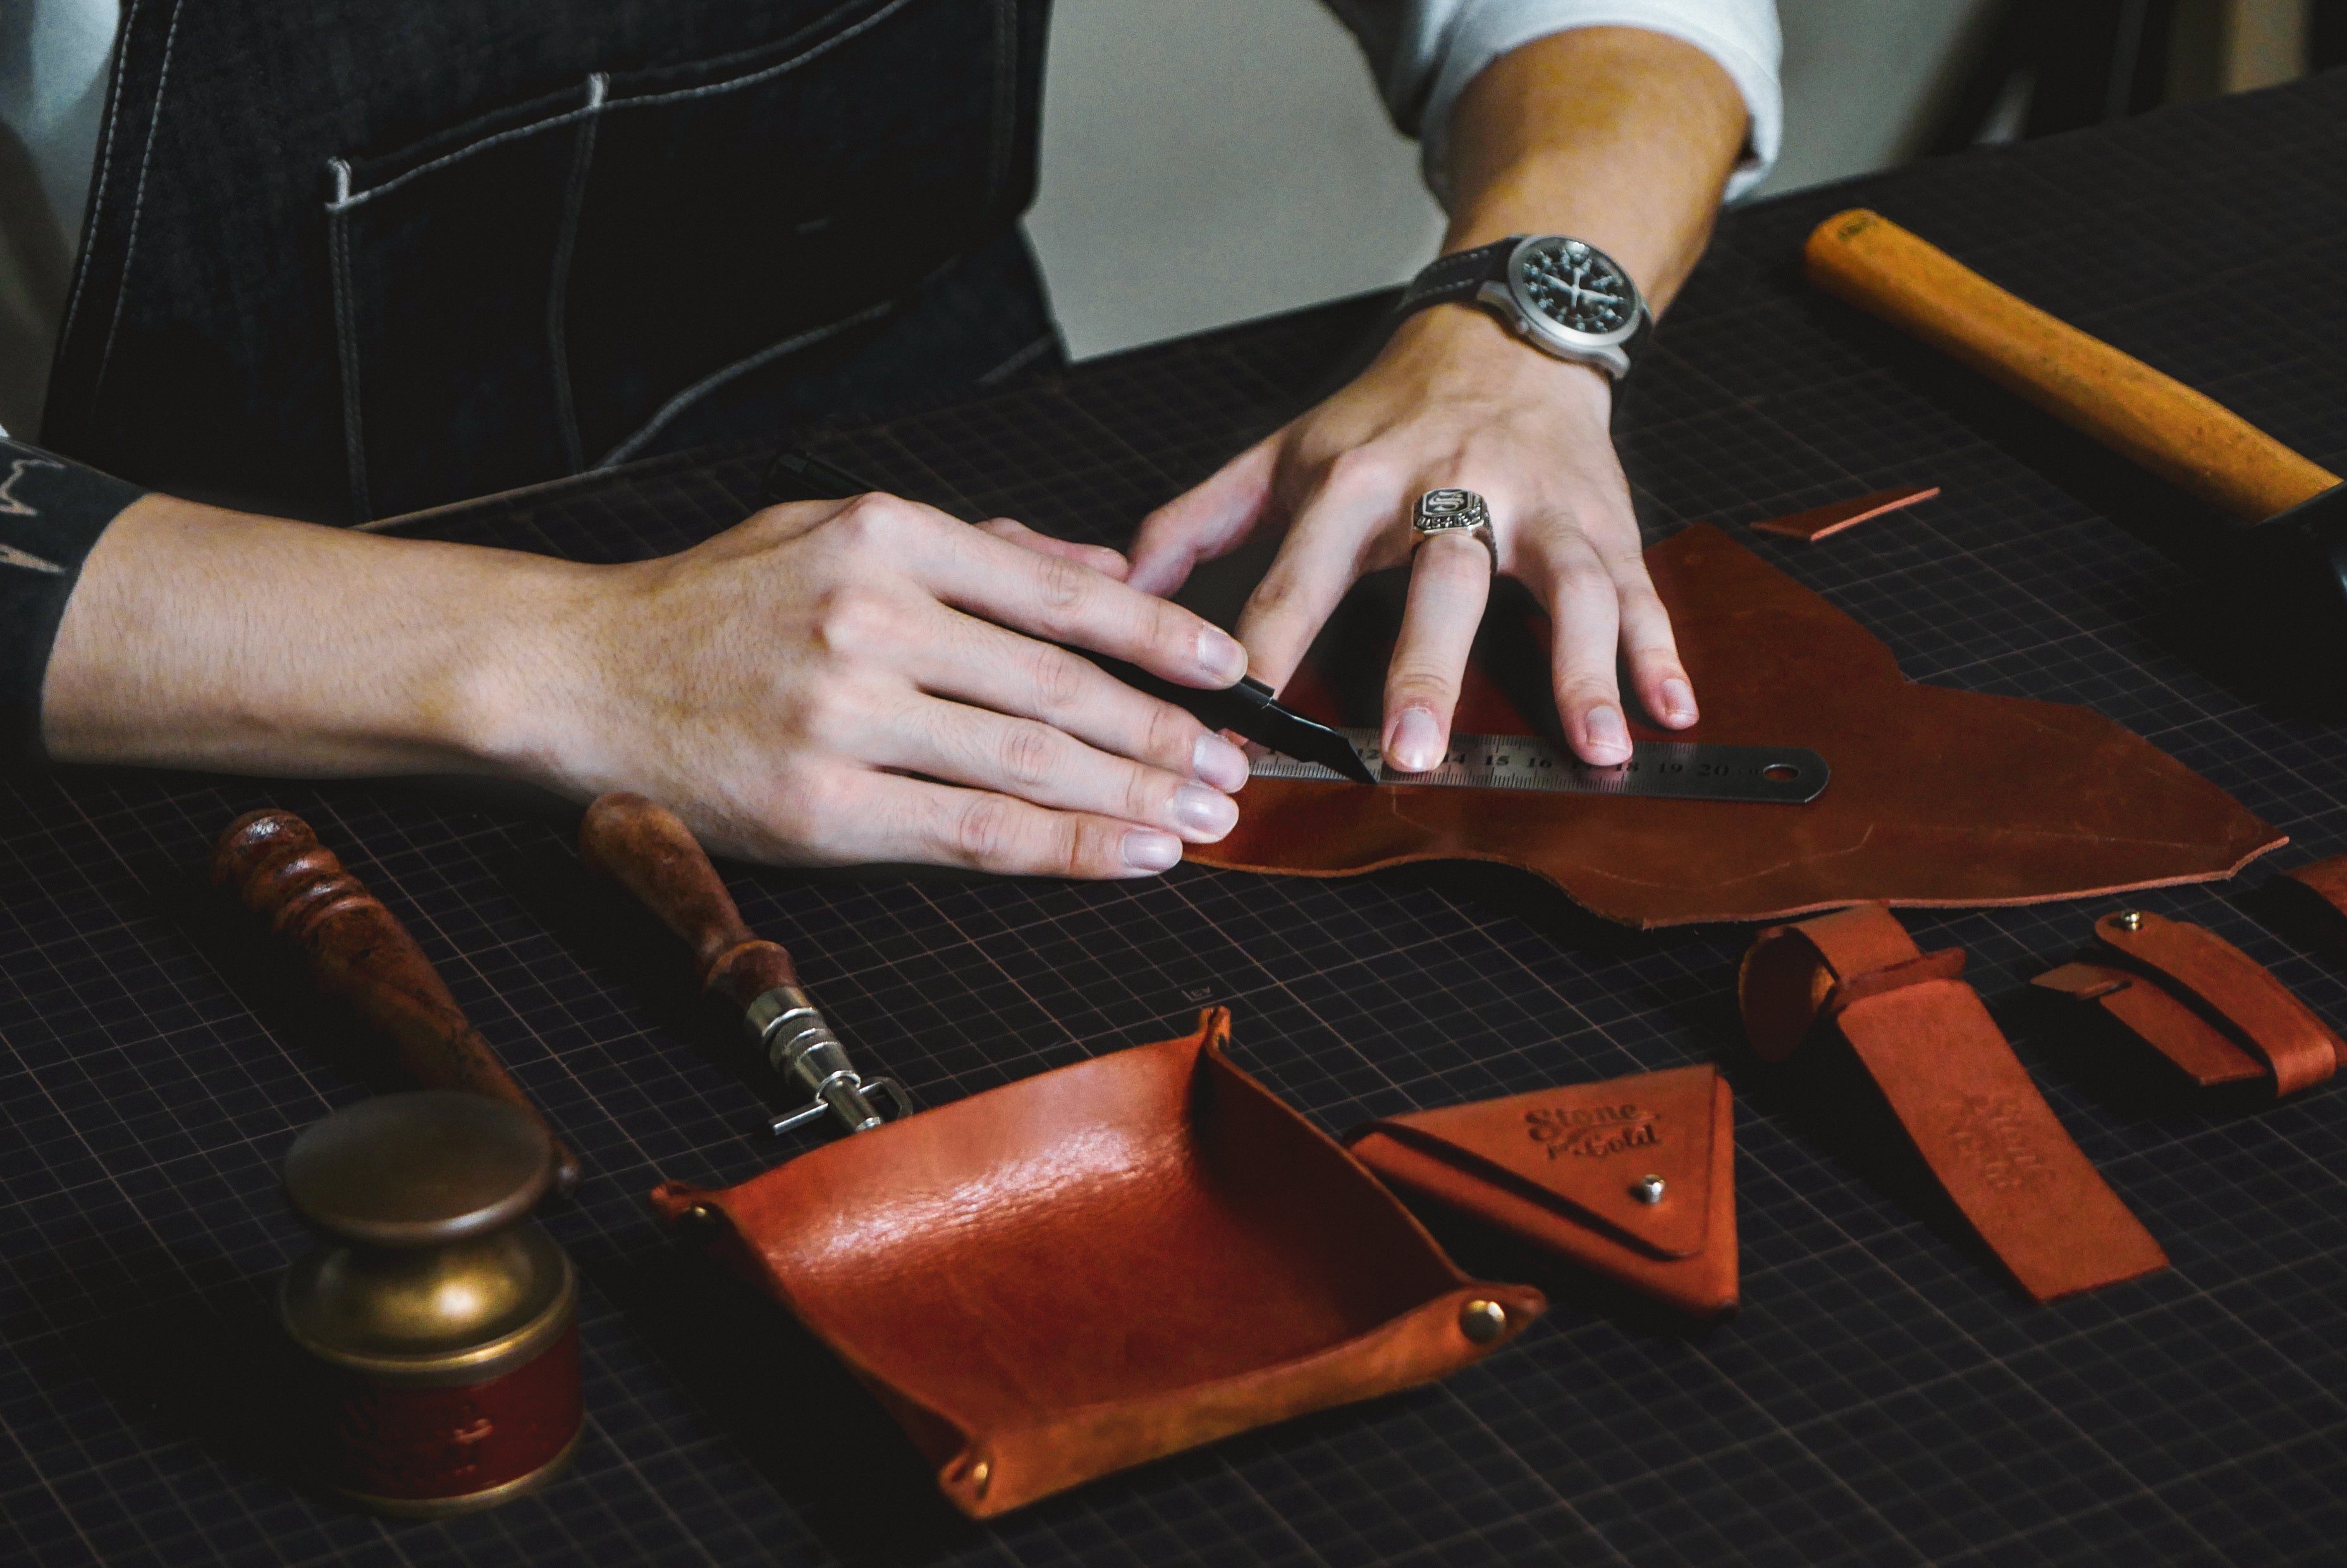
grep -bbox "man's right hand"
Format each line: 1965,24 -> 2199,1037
43,490 -> 1252,879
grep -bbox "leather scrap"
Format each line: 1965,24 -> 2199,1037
1749,484 -> 1940,541
2031,961 -> 2266,1087
1345,1064 -> 1737,1318
1740,905 -> 2169,1302
2089,911 -> 2339,1096
2281,853 -> 2347,917
1195,523 -> 2283,928
649,1010 -> 1543,1518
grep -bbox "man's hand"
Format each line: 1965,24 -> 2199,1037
1128,303 -> 1684,768
537,493 -> 1254,873
1131,26 -> 1750,769
45,491 -> 1254,879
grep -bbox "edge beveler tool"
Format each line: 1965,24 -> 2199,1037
578,791 -> 909,1137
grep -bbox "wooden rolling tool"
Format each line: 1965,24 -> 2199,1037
577,792 -> 908,1137
1806,209 -> 2347,658
213,811 -> 582,1194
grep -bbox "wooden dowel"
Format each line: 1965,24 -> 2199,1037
213,811 -> 581,1196
1804,207 -> 2340,522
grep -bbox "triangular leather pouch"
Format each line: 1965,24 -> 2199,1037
1344,1065 -> 1737,1318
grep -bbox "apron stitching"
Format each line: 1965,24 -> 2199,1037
88,0 -> 188,413
325,187 -> 371,520
592,300 -> 893,470
548,74 -> 610,474
54,0 -> 141,386
328,0 -> 915,214
611,0 -> 918,111
329,90 -> 603,213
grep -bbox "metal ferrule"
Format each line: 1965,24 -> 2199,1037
743,985 -> 907,1136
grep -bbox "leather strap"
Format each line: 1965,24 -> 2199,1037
1392,238 -> 1514,314
2031,961 -> 2267,1087
2281,852 -> 2347,920
1741,905 -> 2168,1302
2092,911 -> 2338,1096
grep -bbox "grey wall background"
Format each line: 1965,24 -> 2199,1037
1026,0 -> 2004,359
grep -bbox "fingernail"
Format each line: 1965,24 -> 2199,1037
1172,785 -> 1239,840
1584,705 -> 1630,761
1196,627 -> 1248,683
1387,707 -> 1443,773
1193,732 -> 1251,792
1660,678 -> 1696,725
1122,830 -> 1183,872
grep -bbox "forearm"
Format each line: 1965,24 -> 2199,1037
42,494 -> 588,776
1442,26 -> 1749,311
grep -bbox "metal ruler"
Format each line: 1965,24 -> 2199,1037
1251,728 -> 1829,804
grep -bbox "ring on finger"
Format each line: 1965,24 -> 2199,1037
1412,488 -> 1497,571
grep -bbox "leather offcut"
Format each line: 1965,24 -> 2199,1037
1748,484 -> 1940,541
1192,524 -> 2283,928
2281,853 -> 2347,917
2086,912 -> 2339,1096
1739,905 -> 2169,1303
1345,1064 -> 1738,1318
649,1010 -> 1543,1518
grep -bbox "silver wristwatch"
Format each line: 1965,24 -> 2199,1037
1393,235 -> 1652,379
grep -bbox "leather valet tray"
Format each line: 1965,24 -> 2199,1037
1345,1065 -> 1738,1318
1192,523 -> 2281,927
650,1010 -> 1543,1518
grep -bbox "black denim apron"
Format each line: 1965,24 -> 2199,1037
41,0 -> 1055,521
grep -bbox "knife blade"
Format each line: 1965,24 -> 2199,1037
760,450 -> 1378,783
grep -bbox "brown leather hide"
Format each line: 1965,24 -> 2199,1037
650,1010 -> 1543,1517
1193,524 -> 2283,928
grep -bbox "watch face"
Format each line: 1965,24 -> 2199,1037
1514,238 -> 1638,338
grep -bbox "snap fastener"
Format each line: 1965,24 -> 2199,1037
2115,910 -> 2144,931
1459,1298 -> 1507,1343
1632,1175 -> 1667,1204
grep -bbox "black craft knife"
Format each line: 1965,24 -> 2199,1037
759,449 -> 1378,783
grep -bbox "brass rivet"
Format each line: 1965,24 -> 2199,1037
683,1203 -> 720,1232
2116,910 -> 2145,931
1633,1175 -> 1667,1205
1459,1298 -> 1507,1344
969,1459 -> 991,1497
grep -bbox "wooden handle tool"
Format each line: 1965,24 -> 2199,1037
213,810 -> 582,1195
1805,208 -> 2341,522
577,792 -> 907,1137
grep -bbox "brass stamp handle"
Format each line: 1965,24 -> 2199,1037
212,809 -> 581,1194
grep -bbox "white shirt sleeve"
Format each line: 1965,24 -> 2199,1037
1324,0 -> 1782,207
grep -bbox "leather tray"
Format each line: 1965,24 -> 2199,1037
650,1010 -> 1543,1517
1193,524 -> 2282,927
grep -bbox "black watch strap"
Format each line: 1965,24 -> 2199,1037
1391,238 -> 1515,316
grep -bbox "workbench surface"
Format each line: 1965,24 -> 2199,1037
6,73 -> 2346,1568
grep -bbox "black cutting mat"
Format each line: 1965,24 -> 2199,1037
8,76 -> 2347,1568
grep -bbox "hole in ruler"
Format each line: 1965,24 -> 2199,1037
1763,763 -> 1798,782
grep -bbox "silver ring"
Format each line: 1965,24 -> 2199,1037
1412,488 -> 1497,569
